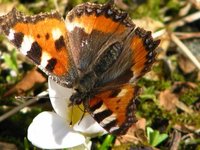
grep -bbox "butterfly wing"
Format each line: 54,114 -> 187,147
0,8 -> 78,87
75,2 -> 159,135
65,2 -> 160,85
84,84 -> 139,135
65,2 -> 135,73
130,27 -> 160,80
86,27 -> 160,136
98,27 -> 160,87
65,2 -> 159,135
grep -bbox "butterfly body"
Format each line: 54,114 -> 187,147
0,1 -> 160,135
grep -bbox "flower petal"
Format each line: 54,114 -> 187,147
28,112 -> 85,149
48,78 -> 87,125
74,115 -> 107,136
48,78 -> 72,121
68,137 -> 92,150
48,78 -> 107,136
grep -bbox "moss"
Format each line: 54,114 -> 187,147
166,0 -> 181,11
166,111 -> 200,129
138,78 -> 172,91
130,0 -> 162,20
180,85 -> 200,106
137,99 -> 163,126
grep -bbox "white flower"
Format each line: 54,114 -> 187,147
27,78 -> 107,149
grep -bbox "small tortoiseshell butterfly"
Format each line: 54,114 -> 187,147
0,1 -> 160,135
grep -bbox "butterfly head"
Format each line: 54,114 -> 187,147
70,91 -> 84,105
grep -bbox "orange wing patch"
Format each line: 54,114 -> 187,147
66,2 -> 134,35
130,27 -> 160,80
66,14 -> 125,34
0,8 -> 71,77
85,84 -> 139,135
93,15 -> 126,34
13,20 -> 69,76
65,2 -> 135,72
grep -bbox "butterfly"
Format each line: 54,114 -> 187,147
0,1 -> 160,135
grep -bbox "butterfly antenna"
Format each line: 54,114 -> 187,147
77,105 -> 84,112
70,101 -> 75,127
77,94 -> 92,125
78,108 -> 86,125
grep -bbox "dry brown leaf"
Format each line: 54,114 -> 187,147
190,0 -> 200,9
159,88 -> 194,114
0,2 -> 17,16
159,89 -> 178,111
173,123 -> 199,133
198,71 -> 200,81
115,0 -> 129,10
115,118 -> 147,146
132,17 -> 164,32
173,82 -> 197,94
178,55 -> 196,73
3,68 -> 46,97
0,141 -> 17,150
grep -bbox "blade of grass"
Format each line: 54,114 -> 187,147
99,135 -> 115,150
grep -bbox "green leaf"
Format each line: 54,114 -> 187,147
147,127 -> 168,147
147,127 -> 154,142
99,134 -> 115,150
3,50 -> 18,71
24,137 -> 30,150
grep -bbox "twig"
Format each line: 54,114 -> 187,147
171,33 -> 200,70
175,32 -> 200,39
0,91 -> 48,122
189,0 -> 200,10
170,130 -> 181,150
152,29 -> 166,39
169,11 -> 200,29
27,1 -> 46,8
174,99 -> 194,114
178,2 -> 192,17
53,0 -> 59,12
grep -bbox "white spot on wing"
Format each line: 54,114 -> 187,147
93,104 -> 107,114
20,35 -> 34,55
65,19 -> 92,34
40,51 -> 51,68
65,20 -> 86,33
109,126 -> 120,133
101,113 -> 117,125
8,29 -> 15,40
117,89 -> 128,97
66,22 -> 81,32
52,28 -> 62,40
66,22 -> 74,32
